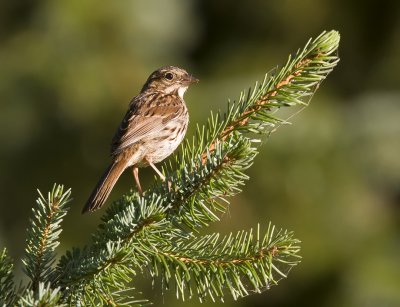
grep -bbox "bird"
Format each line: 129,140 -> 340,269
82,66 -> 198,213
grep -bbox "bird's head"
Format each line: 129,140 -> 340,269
142,66 -> 198,98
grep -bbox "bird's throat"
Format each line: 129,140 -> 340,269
178,86 -> 188,99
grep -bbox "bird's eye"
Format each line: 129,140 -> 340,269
164,72 -> 174,80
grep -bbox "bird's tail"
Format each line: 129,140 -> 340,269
82,161 -> 126,213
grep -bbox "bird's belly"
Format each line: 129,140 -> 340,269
144,132 -> 185,163
135,122 -> 188,167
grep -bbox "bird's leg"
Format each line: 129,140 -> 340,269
133,166 -> 143,196
145,158 -> 172,191
145,158 -> 166,181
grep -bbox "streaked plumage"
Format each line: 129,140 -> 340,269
82,66 -> 198,213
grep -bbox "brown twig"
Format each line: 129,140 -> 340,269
202,57 -> 315,164
31,197 -> 60,292
161,244 -> 281,267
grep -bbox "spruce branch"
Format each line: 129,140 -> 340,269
148,223 -> 300,302
139,30 -> 340,232
198,30 -> 340,158
54,196 -> 170,305
158,30 -> 339,229
0,248 -> 16,306
17,283 -> 65,307
22,184 -> 71,292
57,196 -> 300,303
53,137 -> 256,300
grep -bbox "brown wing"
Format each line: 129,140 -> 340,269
111,94 -> 184,156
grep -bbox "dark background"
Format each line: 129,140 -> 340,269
1,1 -> 399,306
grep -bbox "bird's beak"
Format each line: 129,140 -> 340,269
186,75 -> 199,84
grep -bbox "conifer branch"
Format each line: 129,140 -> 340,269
148,223 -> 300,302
22,184 -> 71,292
0,248 -> 16,306
54,196 -> 169,304
202,30 -> 340,156
95,31 -> 340,234
17,283 -> 65,307
157,30 -> 340,229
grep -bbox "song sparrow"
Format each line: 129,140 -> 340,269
82,66 -> 198,213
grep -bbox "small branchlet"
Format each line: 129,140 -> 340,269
22,184 -> 71,291
0,248 -> 16,306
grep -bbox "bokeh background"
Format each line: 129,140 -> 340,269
1,1 -> 399,306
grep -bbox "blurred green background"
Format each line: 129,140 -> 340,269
1,0 -> 399,306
